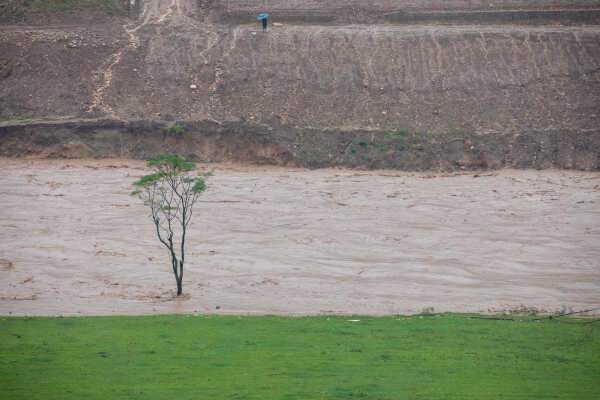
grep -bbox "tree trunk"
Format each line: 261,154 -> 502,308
171,255 -> 183,296
176,277 -> 182,296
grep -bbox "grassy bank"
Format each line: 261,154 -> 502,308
1,314 -> 598,399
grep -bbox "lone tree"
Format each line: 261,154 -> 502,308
132,154 -> 211,296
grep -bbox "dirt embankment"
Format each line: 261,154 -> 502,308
1,0 -> 599,170
1,119 -> 598,170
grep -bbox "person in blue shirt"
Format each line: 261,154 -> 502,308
262,15 -> 268,31
258,13 -> 269,32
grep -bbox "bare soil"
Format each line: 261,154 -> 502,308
1,0 -> 599,170
1,0 -> 599,132
0,158 -> 598,316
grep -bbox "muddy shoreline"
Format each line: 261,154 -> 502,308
0,158 -> 598,317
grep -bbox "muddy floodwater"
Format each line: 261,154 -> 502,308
0,158 -> 599,316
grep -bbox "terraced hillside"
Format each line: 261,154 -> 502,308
1,0 -> 599,170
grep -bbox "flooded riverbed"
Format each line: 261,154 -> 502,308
1,158 -> 599,316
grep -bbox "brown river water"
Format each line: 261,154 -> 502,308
0,158 -> 599,316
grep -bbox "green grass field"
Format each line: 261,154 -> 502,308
1,314 -> 598,399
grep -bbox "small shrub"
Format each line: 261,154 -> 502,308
396,128 -> 408,137
358,141 -> 367,147
168,124 -> 184,134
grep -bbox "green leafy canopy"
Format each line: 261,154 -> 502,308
132,172 -> 164,188
192,180 -> 206,193
131,154 -> 209,194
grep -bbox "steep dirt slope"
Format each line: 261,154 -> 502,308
1,0 -> 599,170
0,24 -> 124,118
192,24 -> 600,132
